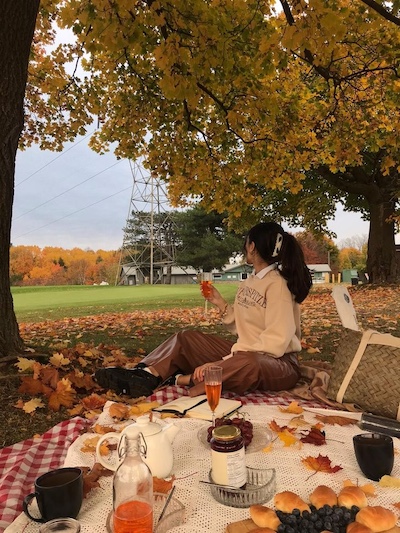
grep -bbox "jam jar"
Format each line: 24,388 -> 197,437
210,425 -> 247,488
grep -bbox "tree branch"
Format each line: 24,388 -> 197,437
359,0 -> 400,26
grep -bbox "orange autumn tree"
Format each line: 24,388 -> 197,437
9,245 -> 119,286
1,0 -> 400,356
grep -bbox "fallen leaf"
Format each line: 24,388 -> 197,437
379,475 -> 400,488
315,414 -> 358,426
343,479 -> 375,496
93,423 -> 118,435
302,454 -> 343,474
288,415 -> 311,428
153,476 -> 175,494
269,419 -> 296,434
81,435 -> 110,455
22,398 -> 45,414
81,393 -> 107,410
81,463 -> 113,497
49,352 -> 71,367
279,401 -> 303,414
129,401 -> 160,415
48,378 -> 77,411
40,367 -> 60,389
278,430 -> 300,447
15,357 -> 35,372
109,402 -> 129,420
262,443 -> 274,453
300,427 -> 326,446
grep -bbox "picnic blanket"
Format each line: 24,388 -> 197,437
0,417 -> 90,531
0,386 -> 329,530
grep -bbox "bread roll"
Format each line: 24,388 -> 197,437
347,523 -> 373,533
248,529 -> 276,533
249,505 -> 281,529
309,485 -> 338,509
337,486 -> 368,509
355,505 -> 397,532
274,491 -> 311,513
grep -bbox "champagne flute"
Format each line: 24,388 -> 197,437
204,366 -> 222,425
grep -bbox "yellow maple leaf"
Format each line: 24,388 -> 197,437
49,352 -> 71,368
129,401 -> 160,415
278,429 -> 300,447
279,401 -> 303,414
15,357 -> 35,372
343,479 -> 375,496
379,475 -> 400,488
262,443 -> 274,453
81,435 -> 110,455
23,398 -> 45,414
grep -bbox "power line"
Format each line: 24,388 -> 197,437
13,185 -> 132,240
14,160 -> 122,220
15,130 -> 95,187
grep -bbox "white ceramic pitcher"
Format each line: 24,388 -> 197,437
96,415 -> 180,478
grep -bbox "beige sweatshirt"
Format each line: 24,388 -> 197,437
222,268 -> 302,357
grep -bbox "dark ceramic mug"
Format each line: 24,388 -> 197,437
23,467 -> 83,523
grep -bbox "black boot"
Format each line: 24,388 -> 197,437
94,364 -> 161,397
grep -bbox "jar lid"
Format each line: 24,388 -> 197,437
212,425 -> 241,441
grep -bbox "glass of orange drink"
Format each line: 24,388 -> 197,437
204,366 -> 222,425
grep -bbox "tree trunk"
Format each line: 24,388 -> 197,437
367,198 -> 398,283
0,0 -> 40,356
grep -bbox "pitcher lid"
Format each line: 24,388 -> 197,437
125,415 -> 161,437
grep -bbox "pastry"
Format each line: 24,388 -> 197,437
274,491 -> 311,513
337,486 -> 368,509
248,529 -> 276,533
347,523 -> 373,533
249,505 -> 281,529
309,485 -> 338,509
355,506 -> 397,533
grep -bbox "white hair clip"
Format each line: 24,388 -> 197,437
272,233 -> 284,257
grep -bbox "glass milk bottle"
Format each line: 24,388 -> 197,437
113,430 -> 154,533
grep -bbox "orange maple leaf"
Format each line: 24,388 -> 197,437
80,463 -> 113,498
81,393 -> 107,410
269,419 -> 296,434
109,402 -> 129,420
18,376 -> 53,396
40,366 -> 60,389
48,378 -> 77,411
153,476 -> 175,494
302,454 -> 342,475
66,371 -> 98,391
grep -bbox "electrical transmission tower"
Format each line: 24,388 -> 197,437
116,160 -> 177,285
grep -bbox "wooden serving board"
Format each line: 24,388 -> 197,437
225,519 -> 257,532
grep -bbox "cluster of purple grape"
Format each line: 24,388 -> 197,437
206,416 -> 254,447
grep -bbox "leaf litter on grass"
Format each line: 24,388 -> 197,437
2,285 -> 400,446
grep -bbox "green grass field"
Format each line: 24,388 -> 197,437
12,284 -> 240,323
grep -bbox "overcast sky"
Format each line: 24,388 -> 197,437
11,134 -> 386,252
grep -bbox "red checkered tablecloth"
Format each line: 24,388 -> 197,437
0,417 -> 89,531
148,384 -> 327,409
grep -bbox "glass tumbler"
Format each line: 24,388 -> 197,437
39,518 -> 81,532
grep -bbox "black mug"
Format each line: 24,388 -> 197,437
23,467 -> 83,523
353,433 -> 394,481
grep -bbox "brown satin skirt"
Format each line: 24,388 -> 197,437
141,329 -> 300,397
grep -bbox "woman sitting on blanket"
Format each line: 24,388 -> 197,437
95,222 -> 313,398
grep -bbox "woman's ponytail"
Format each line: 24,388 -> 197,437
279,233 -> 312,303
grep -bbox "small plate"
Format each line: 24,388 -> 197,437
197,422 -> 272,454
